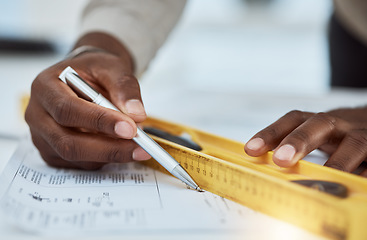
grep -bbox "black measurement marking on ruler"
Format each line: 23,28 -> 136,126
291,180 -> 348,198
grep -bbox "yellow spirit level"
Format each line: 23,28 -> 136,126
142,117 -> 367,240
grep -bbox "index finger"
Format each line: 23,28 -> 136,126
245,110 -> 314,156
271,112 -> 346,167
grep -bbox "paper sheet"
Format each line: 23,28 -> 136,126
0,140 -> 320,239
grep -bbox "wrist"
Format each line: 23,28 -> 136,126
72,32 -> 135,72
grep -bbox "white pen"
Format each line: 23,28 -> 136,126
59,66 -> 201,191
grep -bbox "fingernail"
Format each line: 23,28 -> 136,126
246,138 -> 265,151
274,144 -> 296,162
132,147 -> 151,161
114,121 -> 134,138
125,99 -> 145,116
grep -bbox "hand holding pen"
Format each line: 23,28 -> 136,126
25,33 -> 199,190
59,66 -> 199,190
25,33 -> 152,170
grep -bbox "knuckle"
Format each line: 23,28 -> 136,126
30,74 -> 43,92
106,148 -> 125,163
281,110 -> 309,126
24,105 -> 32,125
346,130 -> 367,149
289,130 -> 311,145
105,143 -> 132,163
116,75 -> 139,90
52,98 -> 72,126
285,110 -> 304,120
326,161 -> 348,172
53,135 -> 76,161
91,109 -> 110,132
29,135 -> 45,155
258,110 -> 305,141
262,127 -> 279,139
313,112 -> 337,129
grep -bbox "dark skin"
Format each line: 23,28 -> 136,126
26,32 -> 367,175
25,32 -> 150,170
244,107 -> 367,176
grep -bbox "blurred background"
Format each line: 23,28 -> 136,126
145,0 -> 331,94
0,0 -> 332,94
2,0 -> 367,153
0,0 -> 334,139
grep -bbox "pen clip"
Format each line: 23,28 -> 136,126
59,66 -> 77,84
59,66 -> 98,102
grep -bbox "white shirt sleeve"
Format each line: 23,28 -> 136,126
80,0 -> 187,76
334,0 -> 367,46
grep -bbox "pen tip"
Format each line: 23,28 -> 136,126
185,185 -> 204,192
196,187 -> 204,192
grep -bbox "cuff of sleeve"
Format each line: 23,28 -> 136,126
66,45 -> 111,59
79,6 -> 155,76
